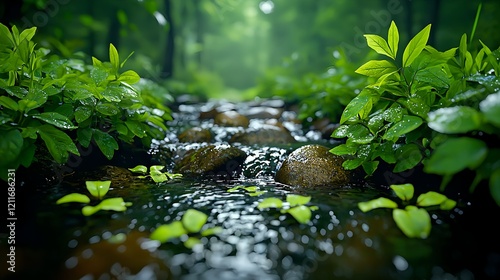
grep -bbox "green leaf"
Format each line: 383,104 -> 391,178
125,120 -> 146,137
416,191 -> 448,207
151,172 -> 168,183
109,43 -> 120,70
38,125 -> 80,163
383,115 -> 423,141
182,209 -> 208,233
329,143 -> 357,155
362,160 -> 379,176
184,237 -> 201,249
77,127 -> 92,148
358,197 -> 398,212
402,24 -> 431,67
98,197 -> 130,211
355,60 -> 398,78
227,186 -> 243,192
479,92 -> 500,127
440,199 -> 457,210
340,89 -> 377,124
150,221 -> 187,243
342,158 -> 364,170
390,184 -> 414,201
201,226 -> 223,237
424,137 -> 488,175
19,26 -> 36,43
92,129 -> 119,160
387,21 -> 399,59
286,194 -> 311,206
393,206 -> 431,238
129,165 -> 148,174
33,112 -> 77,129
81,205 -> 100,216
90,67 -> 108,85
118,70 -> 141,84
257,197 -> 283,210
0,96 -> 19,110
86,180 -> 111,199
285,205 -> 312,224
394,144 -> 422,173
75,106 -> 93,123
427,106 -> 482,133
364,35 -> 393,59
96,103 -> 120,116
0,129 -> 23,165
56,193 -> 90,204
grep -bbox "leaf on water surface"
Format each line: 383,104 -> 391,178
283,205 -> 312,224
286,194 -> 311,207
86,180 -> 111,200
129,165 -> 148,174
201,226 -> 223,237
150,221 -> 187,243
257,197 -> 283,210
184,237 -> 201,249
416,191 -> 448,207
56,193 -> 90,204
182,209 -> 208,233
358,197 -> 398,212
393,206 -> 431,239
390,184 -> 414,201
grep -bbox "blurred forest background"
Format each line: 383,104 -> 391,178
1,0 -> 499,102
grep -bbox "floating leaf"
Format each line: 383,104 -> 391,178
184,237 -> 201,249
98,197 -> 130,212
56,193 -> 90,204
393,206 -> 431,239
390,184 -> 414,201
257,197 -> 283,210
182,209 -> 208,233
248,191 -> 266,197
129,165 -> 148,174
358,197 -> 398,212
227,186 -> 243,192
286,194 -> 311,207
201,226 -> 223,237
150,221 -> 187,243
440,199 -> 457,210
86,180 -> 111,199
416,191 -> 448,207
285,205 -> 312,224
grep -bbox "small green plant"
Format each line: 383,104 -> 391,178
56,180 -> 132,216
257,194 -> 319,224
358,183 -> 456,238
150,209 -> 222,249
128,165 -> 182,183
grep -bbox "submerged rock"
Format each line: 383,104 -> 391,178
178,127 -> 212,143
229,124 -> 296,145
214,110 -> 250,127
174,144 -> 247,178
275,144 -> 352,188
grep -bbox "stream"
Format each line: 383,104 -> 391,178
2,98 -> 500,280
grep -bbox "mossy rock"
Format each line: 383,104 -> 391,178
275,144 -> 353,188
214,110 -> 249,127
229,124 -> 295,145
174,144 -> 247,178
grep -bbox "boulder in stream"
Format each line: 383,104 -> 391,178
275,144 -> 353,188
229,124 -> 296,145
178,127 -> 212,143
214,110 -> 250,127
174,144 -> 247,178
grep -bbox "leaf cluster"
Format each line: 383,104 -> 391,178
0,24 -> 173,180
330,21 -> 500,204
56,180 -> 132,216
358,183 -> 456,238
257,194 -> 319,224
129,165 -> 182,183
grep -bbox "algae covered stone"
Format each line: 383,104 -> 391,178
275,144 -> 352,188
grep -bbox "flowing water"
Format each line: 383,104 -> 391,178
2,99 -> 500,280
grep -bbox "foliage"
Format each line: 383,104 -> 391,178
56,180 -> 132,216
330,21 -> 500,205
358,183 -> 456,238
227,185 -> 267,196
129,164 -> 182,183
0,24 -> 172,181
150,208 -> 222,249
257,194 -> 319,224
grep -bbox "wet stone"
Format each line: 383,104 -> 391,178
214,110 -> 250,127
229,124 -> 296,145
178,127 -> 212,143
275,144 -> 353,188
174,144 -> 247,178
